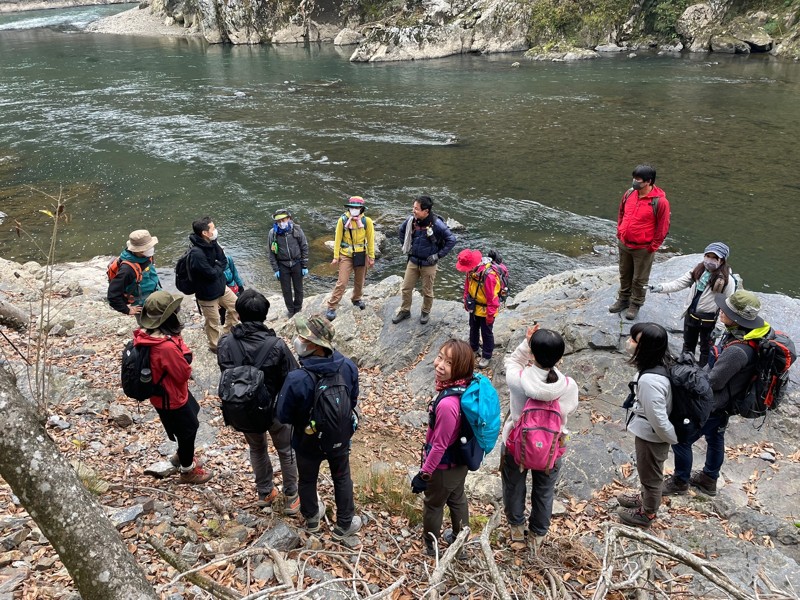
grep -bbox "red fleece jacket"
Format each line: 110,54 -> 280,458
617,186 -> 671,252
133,329 -> 192,410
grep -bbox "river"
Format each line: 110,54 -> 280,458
1,5 -> 799,299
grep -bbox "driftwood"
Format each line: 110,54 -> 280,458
0,297 -> 28,330
479,509 -> 512,600
427,526 -> 470,600
593,525 -> 756,600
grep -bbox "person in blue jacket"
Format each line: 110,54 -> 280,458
219,256 -> 245,326
277,314 -> 361,540
393,195 -> 457,325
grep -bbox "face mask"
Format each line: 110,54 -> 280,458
631,180 -> 645,191
209,229 -> 219,241
626,338 -> 637,355
278,221 -> 289,230
349,208 -> 361,217
293,337 -> 315,358
704,259 -> 720,271
143,247 -> 155,257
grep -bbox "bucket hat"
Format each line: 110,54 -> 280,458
127,230 -> 158,253
273,209 -> 291,221
139,291 -> 183,330
456,249 -> 483,272
295,314 -> 335,352
704,242 -> 730,260
715,290 -> 764,329
344,196 -> 366,210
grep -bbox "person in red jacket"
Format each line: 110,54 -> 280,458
609,164 -> 671,321
134,291 -> 213,485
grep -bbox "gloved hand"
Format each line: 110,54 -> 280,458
648,284 -> 663,293
302,268 -> 309,277
486,314 -> 495,325
274,271 -> 281,280
427,254 -> 439,265
411,472 -> 428,494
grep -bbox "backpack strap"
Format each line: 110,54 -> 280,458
120,259 -> 143,283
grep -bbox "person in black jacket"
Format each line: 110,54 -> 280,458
276,315 -> 362,540
267,209 -> 309,317
187,217 -> 239,351
217,289 -> 300,512
393,195 -> 457,325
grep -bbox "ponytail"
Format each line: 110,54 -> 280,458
546,368 -> 559,384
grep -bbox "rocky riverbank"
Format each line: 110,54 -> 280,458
0,253 -> 799,597
0,0 -> 127,13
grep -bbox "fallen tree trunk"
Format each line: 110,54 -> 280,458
0,297 -> 28,330
0,364 -> 157,600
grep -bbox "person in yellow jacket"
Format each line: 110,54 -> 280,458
325,197 -> 375,321
456,249 -> 501,369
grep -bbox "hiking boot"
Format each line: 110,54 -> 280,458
332,515 -> 363,540
662,474 -> 689,496
352,299 -> 366,310
325,308 -> 336,321
689,470 -> 718,496
509,524 -> 526,543
305,501 -> 326,533
617,492 -> 643,509
425,542 -> 436,557
392,310 -> 411,324
442,528 -> 466,560
420,312 -> 430,324
608,299 -> 630,314
531,534 -> 546,552
283,493 -> 301,516
624,305 -> 640,321
616,507 -> 656,528
257,488 -> 278,508
179,464 -> 213,485
477,357 -> 491,369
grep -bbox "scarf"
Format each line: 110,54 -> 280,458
401,216 -> 414,255
273,222 -> 293,236
435,377 -> 470,393
695,270 -> 712,293
344,213 -> 365,230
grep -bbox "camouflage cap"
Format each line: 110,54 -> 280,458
294,314 -> 335,352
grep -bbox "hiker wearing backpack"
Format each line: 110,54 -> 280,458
267,209 -> 309,318
276,315 -> 362,540
107,229 -> 161,315
411,339 -> 476,557
649,242 -> 735,366
325,196 -> 375,321
616,322 -> 677,528
217,289 -> 300,514
186,217 -> 240,352
133,291 -> 213,485
502,327 -> 579,547
664,290 -> 771,498
219,255 -> 245,326
609,164 -> 671,321
393,195 -> 457,325
456,249 -> 500,370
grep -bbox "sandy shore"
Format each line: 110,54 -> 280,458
85,5 -> 201,37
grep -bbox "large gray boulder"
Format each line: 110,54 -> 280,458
677,3 -> 716,52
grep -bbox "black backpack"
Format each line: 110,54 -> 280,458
218,338 -> 277,433
723,331 -> 797,419
304,369 -> 354,455
121,341 -> 166,402
637,354 -> 714,443
174,248 -> 195,295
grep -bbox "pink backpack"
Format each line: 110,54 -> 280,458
505,384 -> 567,473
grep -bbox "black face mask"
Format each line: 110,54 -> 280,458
631,180 -> 645,191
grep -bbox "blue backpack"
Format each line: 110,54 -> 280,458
429,373 -> 501,470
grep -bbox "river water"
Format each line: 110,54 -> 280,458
1,5 -> 799,299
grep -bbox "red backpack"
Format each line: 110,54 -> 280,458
107,257 -> 143,304
505,382 -> 569,473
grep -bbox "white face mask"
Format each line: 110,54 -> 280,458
278,220 -> 289,230
293,336 -> 315,358
349,208 -> 361,217
143,247 -> 155,257
210,229 -> 219,241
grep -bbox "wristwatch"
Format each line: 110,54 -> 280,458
420,471 -> 432,482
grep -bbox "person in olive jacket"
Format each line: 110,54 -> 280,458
187,216 -> 239,351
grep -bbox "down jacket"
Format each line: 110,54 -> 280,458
398,215 -> 457,267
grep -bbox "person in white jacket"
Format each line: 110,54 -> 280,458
502,326 -> 579,548
649,242 -> 735,366
617,322 -> 677,528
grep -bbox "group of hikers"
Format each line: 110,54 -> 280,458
107,165 -> 795,554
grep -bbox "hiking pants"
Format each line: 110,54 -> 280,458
501,447 -> 560,536
682,316 -> 716,367
469,313 -> 495,359
672,414 -> 728,483
635,436 -> 670,515
296,450 -> 355,529
423,465 -> 469,546
243,422 -> 298,498
197,287 -> 239,351
400,262 -> 437,314
156,392 -> 200,469
278,262 -> 304,315
617,242 -> 655,307
328,256 -> 367,310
